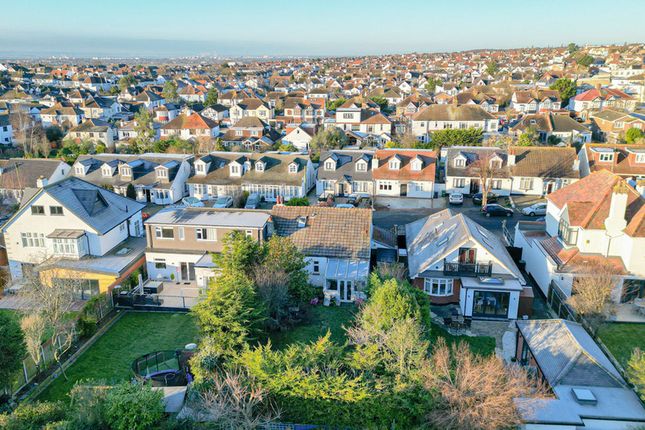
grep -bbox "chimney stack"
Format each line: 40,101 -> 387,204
371,154 -> 379,171
36,176 -> 48,188
604,181 -> 629,234
507,154 -> 516,166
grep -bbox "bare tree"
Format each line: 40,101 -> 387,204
567,261 -> 620,332
375,262 -> 408,282
20,313 -> 47,372
189,367 -> 279,429
423,339 -> 547,430
470,151 -> 505,207
22,269 -> 80,378
252,266 -> 290,330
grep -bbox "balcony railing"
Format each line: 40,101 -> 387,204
443,259 -> 493,277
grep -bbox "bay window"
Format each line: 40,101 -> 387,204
424,278 -> 454,296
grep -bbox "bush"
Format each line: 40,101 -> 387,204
0,401 -> 67,430
284,197 -> 309,206
76,315 -> 98,338
104,382 -> 165,430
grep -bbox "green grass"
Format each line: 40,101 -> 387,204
37,312 -> 199,402
597,323 -> 645,368
265,305 -> 496,356
429,322 -> 496,356
267,304 -> 356,349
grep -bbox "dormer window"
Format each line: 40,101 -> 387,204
388,158 -> 401,170
411,158 -> 422,171
230,164 -> 240,175
195,163 -> 206,174
489,157 -> 502,169
156,168 -> 168,179
101,166 -> 113,177
636,153 -> 645,163
454,158 -> 466,168
120,166 -> 132,177
599,153 -> 614,162
356,161 -> 367,172
255,161 -> 265,172
324,160 -> 335,171
74,165 -> 85,175
288,163 -> 298,174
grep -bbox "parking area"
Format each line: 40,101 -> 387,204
373,194 -> 548,241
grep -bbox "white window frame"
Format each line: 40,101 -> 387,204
423,278 -> 454,296
155,226 -> 174,239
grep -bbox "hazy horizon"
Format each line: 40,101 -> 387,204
1,0 -> 644,59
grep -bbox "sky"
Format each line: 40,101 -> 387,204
1,0 -> 644,58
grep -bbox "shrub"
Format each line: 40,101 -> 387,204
76,315 -> 98,338
0,401 -> 67,430
104,382 -> 165,430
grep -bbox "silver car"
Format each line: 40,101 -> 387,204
244,193 -> 261,209
213,196 -> 234,208
522,202 -> 547,217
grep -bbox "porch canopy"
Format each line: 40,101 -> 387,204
325,258 -> 369,281
461,276 -> 524,292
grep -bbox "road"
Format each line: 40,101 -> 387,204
373,195 -> 545,240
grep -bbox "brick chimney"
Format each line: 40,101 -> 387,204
604,181 -> 629,234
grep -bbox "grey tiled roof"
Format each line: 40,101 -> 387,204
0,158 -> 68,189
42,177 -> 145,234
271,206 -> 372,260
516,319 -> 624,388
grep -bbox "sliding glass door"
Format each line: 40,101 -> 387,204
472,291 -> 510,318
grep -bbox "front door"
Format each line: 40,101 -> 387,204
400,183 -> 407,196
339,280 -> 353,302
338,183 -> 345,196
180,262 -> 196,282
544,181 -> 554,195
470,180 -> 480,194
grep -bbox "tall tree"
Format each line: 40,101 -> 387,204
424,77 -> 442,94
118,74 -> 136,92
625,127 -> 644,144
471,151 -> 504,207
133,108 -> 155,152
567,42 -> 580,54
162,81 -> 179,103
485,61 -> 499,76
567,261 -> 619,332
204,87 -> 219,107
517,126 -> 539,146
0,311 -> 25,391
309,127 -> 348,161
550,78 -> 577,105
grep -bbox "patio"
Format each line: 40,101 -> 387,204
612,301 -> 645,323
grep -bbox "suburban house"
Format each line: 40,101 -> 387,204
396,94 -> 432,117
372,149 -> 436,198
271,205 -> 372,303
67,118 -> 115,148
516,319 -> 645,429
569,87 -> 636,119
178,85 -> 207,103
144,208 -> 271,289
510,112 -> 592,144
281,97 -> 325,125
332,99 -> 392,143
220,116 -> 280,151
40,102 -> 84,128
0,158 -> 70,204
589,109 -> 645,143
317,150 -> 375,197
160,112 -> 219,141
513,171 -> 645,317
229,98 -> 274,124
507,146 -> 580,195
1,177 -> 145,297
188,152 -> 315,202
281,123 -> 316,151
406,209 -> 531,319
510,89 -> 561,113
0,115 -> 11,144
411,104 -> 499,143
72,153 -> 193,205
578,143 -> 645,183
80,96 -> 121,120
443,146 -> 512,196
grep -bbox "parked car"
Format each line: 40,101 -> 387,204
335,203 -> 355,208
448,192 -> 464,205
213,196 -> 233,208
481,204 -> 513,217
521,202 -> 547,217
181,196 -> 205,207
472,192 -> 498,205
318,193 -> 335,202
347,193 -> 370,207
244,193 -> 261,209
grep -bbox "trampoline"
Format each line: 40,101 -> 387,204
132,350 -> 193,387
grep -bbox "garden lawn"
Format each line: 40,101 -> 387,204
268,304 -> 355,349
37,311 -> 198,402
597,323 -> 645,368
430,323 -> 496,356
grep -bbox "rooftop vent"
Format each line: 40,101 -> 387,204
478,277 -> 504,285
572,388 -> 597,405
